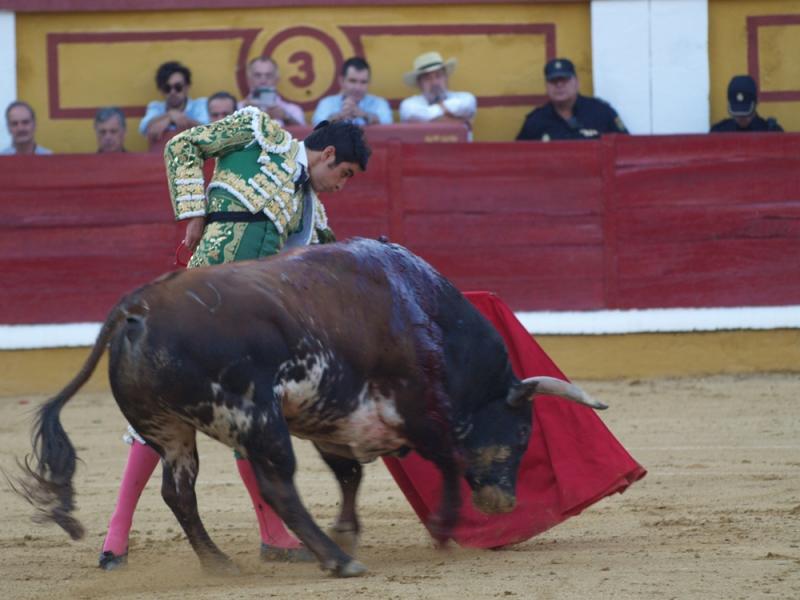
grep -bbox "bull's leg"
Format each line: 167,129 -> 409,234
154,428 -> 237,575
428,456 -> 462,546
409,408 -> 463,544
313,443 -> 363,555
243,427 -> 365,577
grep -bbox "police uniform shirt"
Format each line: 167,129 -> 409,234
516,95 -> 628,141
710,115 -> 783,133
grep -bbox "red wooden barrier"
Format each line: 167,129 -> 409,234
1,133 -> 799,325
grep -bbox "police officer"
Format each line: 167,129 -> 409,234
516,58 -> 628,142
710,75 -> 783,133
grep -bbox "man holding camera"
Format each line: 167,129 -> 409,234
312,57 -> 392,127
240,57 -> 305,127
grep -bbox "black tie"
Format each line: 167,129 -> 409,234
297,164 -> 310,193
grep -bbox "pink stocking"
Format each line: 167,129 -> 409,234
102,440 -> 160,555
236,458 -> 301,548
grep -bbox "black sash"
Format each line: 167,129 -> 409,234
206,211 -> 269,223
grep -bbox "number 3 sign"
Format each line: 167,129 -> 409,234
262,26 -> 345,111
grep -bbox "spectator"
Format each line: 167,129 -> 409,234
312,57 -> 392,126
207,91 -> 237,122
2,101 -> 52,155
140,61 -> 209,144
94,107 -> 127,153
710,75 -> 783,133
399,51 -> 476,131
516,58 -> 628,141
240,57 -> 305,126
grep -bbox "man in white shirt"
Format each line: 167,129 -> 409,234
399,51 -> 476,136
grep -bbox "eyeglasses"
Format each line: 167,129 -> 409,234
162,82 -> 185,94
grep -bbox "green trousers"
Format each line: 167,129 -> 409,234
189,218 -> 282,268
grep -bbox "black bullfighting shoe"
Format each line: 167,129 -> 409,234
98,549 -> 128,570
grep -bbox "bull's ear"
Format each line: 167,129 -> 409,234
505,380 -> 540,408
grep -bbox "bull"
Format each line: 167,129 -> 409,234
16,237 -> 606,577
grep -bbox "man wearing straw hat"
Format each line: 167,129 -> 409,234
399,51 -> 476,135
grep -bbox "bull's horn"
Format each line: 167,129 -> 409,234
506,376 -> 608,410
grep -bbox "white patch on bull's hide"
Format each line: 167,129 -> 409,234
162,446 -> 197,494
341,383 -> 407,462
197,403 -> 254,446
274,350 -> 331,416
288,379 -> 408,463
274,343 -> 408,462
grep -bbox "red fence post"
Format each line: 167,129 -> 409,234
601,135 -> 620,309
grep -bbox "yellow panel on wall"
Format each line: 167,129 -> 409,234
360,31 -> 550,100
709,0 -> 800,132
57,39 -> 244,109
15,3 -> 591,152
758,23 -> 800,92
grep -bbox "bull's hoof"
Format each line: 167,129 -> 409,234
426,514 -> 454,548
260,543 -> 314,563
98,550 -> 127,571
331,559 -> 367,578
327,523 -> 360,556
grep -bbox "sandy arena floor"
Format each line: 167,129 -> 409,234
0,374 -> 798,600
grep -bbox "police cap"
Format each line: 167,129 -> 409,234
727,75 -> 757,117
544,58 -> 576,81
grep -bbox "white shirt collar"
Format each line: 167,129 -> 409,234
295,142 -> 309,182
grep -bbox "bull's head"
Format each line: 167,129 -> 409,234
463,376 -> 606,515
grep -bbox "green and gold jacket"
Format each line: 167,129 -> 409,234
164,106 -> 332,243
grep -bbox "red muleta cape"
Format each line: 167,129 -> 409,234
382,291 -> 646,548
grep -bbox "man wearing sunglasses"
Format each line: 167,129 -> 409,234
139,61 -> 210,145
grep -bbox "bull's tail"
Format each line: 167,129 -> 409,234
8,302 -> 129,540
507,376 -> 608,410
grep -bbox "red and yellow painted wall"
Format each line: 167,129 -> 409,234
16,2 -> 591,152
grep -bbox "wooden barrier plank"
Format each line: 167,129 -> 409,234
444,277 -> 605,311
615,132 -> 800,166
329,218 -> 391,240
0,256 -> 177,323
615,239 -> 800,307
0,224 -> 178,258
404,213 -> 604,247
415,245 -> 603,280
616,203 -> 800,243
615,159 -> 800,209
401,176 -> 603,215
400,141 -> 603,177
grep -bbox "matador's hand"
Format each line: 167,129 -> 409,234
184,216 -> 206,251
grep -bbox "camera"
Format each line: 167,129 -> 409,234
254,87 -> 277,108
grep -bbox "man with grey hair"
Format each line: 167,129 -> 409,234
2,101 -> 52,155
239,57 -> 305,126
94,107 -> 127,153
